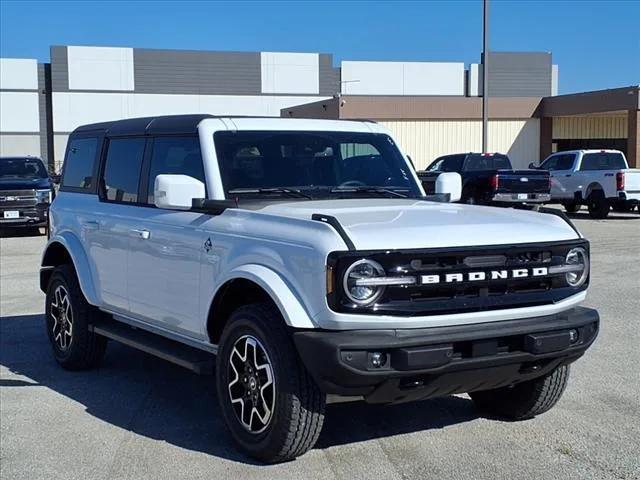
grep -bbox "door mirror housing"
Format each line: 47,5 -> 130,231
435,172 -> 462,203
154,174 -> 205,210
528,162 -> 538,169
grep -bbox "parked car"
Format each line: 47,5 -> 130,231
0,156 -> 54,231
533,149 -> 640,218
40,115 -> 599,462
418,152 -> 550,206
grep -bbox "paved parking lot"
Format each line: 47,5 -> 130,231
1,210 -> 639,480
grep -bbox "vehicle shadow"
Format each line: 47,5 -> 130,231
0,227 -> 46,238
565,210 -> 639,221
0,313 -> 481,464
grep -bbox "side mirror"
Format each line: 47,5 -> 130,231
435,172 -> 462,203
154,174 -> 205,210
528,162 -> 537,169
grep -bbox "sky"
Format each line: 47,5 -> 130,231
1,0 -> 638,94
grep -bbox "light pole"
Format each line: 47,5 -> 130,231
482,0 -> 489,153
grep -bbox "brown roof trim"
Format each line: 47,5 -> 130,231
280,86 -> 640,121
282,96 -> 542,120
538,86 -> 639,117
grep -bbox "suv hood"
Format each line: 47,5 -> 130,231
0,177 -> 51,190
257,199 -> 579,250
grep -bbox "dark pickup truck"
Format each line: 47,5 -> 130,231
418,152 -> 551,206
0,156 -> 54,231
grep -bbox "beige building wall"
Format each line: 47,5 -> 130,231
0,134 -> 41,157
552,115 -> 627,139
53,134 -> 69,171
381,119 -> 540,170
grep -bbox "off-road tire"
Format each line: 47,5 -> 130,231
45,264 -> 107,369
562,201 -> 580,214
216,303 -> 326,463
587,191 -> 610,219
470,365 -> 570,420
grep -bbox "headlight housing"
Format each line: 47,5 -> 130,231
343,259 -> 386,305
36,189 -> 52,204
565,247 -> 589,287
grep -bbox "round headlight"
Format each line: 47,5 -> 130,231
565,247 -> 589,287
343,259 -> 386,306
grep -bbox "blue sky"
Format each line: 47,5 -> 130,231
1,0 -> 638,94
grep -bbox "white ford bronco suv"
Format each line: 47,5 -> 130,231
41,115 -> 599,462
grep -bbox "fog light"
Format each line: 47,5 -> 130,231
569,329 -> 579,344
370,352 -> 387,368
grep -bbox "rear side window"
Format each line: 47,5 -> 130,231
147,137 -> 205,204
101,138 -> 146,203
62,137 -> 98,190
580,152 -> 627,171
464,154 -> 512,171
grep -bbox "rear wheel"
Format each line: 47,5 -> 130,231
45,264 -> 107,369
587,191 -> 610,219
562,201 -> 580,214
470,365 -> 570,420
216,303 -> 325,463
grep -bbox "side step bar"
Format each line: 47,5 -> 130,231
90,320 -> 215,375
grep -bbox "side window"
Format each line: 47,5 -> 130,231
101,138 -> 146,203
147,137 -> 205,204
540,156 -> 558,171
62,137 -> 98,190
556,154 -> 575,170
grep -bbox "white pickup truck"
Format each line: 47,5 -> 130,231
534,150 -> 640,218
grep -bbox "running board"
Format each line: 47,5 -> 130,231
90,320 -> 215,375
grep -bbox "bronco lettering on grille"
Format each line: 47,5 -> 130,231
420,267 -> 548,285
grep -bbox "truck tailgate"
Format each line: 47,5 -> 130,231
622,169 -> 640,193
497,170 -> 549,193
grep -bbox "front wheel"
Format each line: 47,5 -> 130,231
470,365 -> 570,420
45,264 -> 107,369
587,191 -> 610,219
562,201 -> 580,214
216,303 -> 326,463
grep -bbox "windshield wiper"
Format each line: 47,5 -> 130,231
227,187 -> 313,199
330,186 -> 409,198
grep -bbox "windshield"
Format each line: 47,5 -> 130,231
0,157 -> 48,179
214,131 -> 421,199
426,155 -> 464,172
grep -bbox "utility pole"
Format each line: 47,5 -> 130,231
482,0 -> 489,153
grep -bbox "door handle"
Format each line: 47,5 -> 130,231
564,174 -> 572,177
131,229 -> 150,240
82,220 -> 99,230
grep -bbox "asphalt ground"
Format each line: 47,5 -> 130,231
1,208 -> 639,480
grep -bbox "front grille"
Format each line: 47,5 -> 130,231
0,189 -> 37,207
328,240 -> 588,316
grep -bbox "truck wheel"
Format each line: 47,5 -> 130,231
562,201 -> 580,214
216,303 -> 326,463
587,191 -> 610,219
470,365 -> 570,420
45,264 -> 107,370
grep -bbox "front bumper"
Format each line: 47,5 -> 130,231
293,306 -> 599,404
491,192 -> 551,203
0,205 -> 48,227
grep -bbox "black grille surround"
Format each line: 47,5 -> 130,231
327,240 -> 589,316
